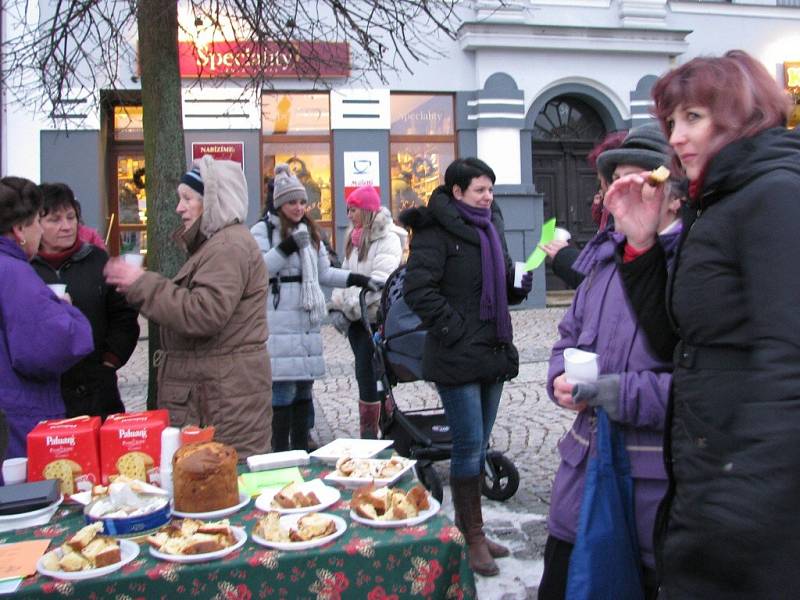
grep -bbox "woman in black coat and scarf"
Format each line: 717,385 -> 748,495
401,158 -> 532,577
32,183 -> 139,418
604,50 -> 800,598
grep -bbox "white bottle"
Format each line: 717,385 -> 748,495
159,427 -> 181,495
159,464 -> 173,495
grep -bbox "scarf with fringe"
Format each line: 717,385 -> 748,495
296,222 -> 327,325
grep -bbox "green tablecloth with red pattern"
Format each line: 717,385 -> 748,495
11,462 -> 476,599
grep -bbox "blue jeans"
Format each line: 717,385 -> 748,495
272,380 -> 313,408
436,381 -> 504,478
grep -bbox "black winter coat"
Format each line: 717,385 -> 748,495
400,187 -> 526,385
551,245 -> 584,289
620,127 -> 800,599
32,244 -> 140,418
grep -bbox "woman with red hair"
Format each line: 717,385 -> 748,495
604,50 -> 800,598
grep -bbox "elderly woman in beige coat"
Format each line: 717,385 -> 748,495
105,156 -> 272,457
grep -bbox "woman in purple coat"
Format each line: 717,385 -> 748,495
538,125 -> 683,600
0,177 -> 93,463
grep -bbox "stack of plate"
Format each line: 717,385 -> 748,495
0,495 -> 63,533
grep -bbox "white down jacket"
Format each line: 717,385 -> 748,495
329,208 -> 404,324
251,215 -> 350,381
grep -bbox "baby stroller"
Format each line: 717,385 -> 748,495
358,267 -> 520,503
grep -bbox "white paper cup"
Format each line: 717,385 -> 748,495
47,283 -> 67,298
553,227 -> 572,242
123,253 -> 144,267
2,457 -> 28,485
513,261 -> 528,288
563,348 -> 599,384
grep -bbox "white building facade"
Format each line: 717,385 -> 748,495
3,0 -> 799,305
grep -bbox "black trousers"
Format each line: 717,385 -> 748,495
538,535 -> 659,600
347,321 -> 380,403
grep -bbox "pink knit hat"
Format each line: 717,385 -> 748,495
346,186 -> 380,212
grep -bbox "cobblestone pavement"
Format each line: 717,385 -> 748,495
117,307 -> 571,599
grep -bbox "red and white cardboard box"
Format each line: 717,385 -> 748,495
27,416 -> 102,496
100,409 -> 170,484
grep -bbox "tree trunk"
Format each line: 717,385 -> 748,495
137,0 -> 186,410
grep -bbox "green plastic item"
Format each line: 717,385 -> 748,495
525,217 -> 556,271
238,467 -> 304,497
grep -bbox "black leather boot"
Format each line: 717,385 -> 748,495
290,399 -> 312,451
271,405 -> 292,452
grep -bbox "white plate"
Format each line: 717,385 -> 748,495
0,495 -> 63,533
171,492 -> 250,519
251,513 -> 346,551
323,458 -> 416,489
36,538 -> 140,581
255,479 -> 341,515
350,496 -> 441,528
310,438 -> 394,464
149,526 -> 247,563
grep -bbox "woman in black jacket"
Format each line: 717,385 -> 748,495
32,183 -> 140,418
604,50 -> 800,598
401,158 -> 532,577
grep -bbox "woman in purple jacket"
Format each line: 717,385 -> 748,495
0,177 -> 93,463
539,125 -> 683,600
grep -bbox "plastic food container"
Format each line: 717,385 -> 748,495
84,498 -> 170,536
247,450 -> 309,471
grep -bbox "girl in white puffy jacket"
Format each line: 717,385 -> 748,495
329,187 -> 404,438
251,166 -> 376,452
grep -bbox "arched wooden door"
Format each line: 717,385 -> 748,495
532,97 -> 606,290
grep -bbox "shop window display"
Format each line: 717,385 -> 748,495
389,94 -> 455,217
786,62 -> 799,129
390,142 -> 454,213
113,106 -> 144,141
262,93 -> 330,136
262,143 -> 332,238
116,155 -> 147,256
107,102 -> 148,257
262,92 -> 333,241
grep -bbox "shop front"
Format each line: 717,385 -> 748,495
75,28 -> 463,262
98,86 -> 461,262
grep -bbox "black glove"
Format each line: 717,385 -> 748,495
328,309 -> 351,335
276,231 -> 310,256
572,374 -> 621,421
347,273 -> 381,292
519,271 -> 533,294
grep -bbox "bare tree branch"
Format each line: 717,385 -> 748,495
2,0 -> 464,124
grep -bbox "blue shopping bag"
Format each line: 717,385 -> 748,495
565,408 -> 644,600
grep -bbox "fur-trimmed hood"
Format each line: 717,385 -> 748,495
193,155 -> 248,238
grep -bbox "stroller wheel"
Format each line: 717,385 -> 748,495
415,461 -> 444,503
482,451 -> 519,501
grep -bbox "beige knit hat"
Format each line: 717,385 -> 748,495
272,163 -> 307,208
